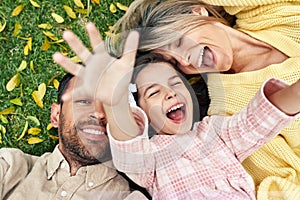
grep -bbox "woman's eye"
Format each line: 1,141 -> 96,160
75,99 -> 91,104
172,81 -> 182,86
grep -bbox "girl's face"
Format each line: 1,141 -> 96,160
156,22 -> 233,74
135,62 -> 194,135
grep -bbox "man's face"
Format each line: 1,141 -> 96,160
53,77 -> 111,166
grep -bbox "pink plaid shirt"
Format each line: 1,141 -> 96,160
108,78 -> 297,200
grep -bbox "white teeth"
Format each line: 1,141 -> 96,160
167,103 -> 184,113
83,129 -> 104,135
197,47 -> 205,68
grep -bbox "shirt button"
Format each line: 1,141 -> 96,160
60,162 -> 65,169
61,190 -> 67,197
88,182 -> 94,187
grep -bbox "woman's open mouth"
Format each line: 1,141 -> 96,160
196,46 -> 216,69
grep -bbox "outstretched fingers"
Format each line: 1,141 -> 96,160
86,22 -> 103,51
63,30 -> 92,63
53,52 -> 83,76
121,31 -> 140,67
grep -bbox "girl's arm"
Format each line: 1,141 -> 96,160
266,78 -> 300,116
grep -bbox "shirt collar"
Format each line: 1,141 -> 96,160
46,145 -> 119,189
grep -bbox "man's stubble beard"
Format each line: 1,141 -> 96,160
58,112 -> 111,166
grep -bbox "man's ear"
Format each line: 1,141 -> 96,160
192,6 -> 209,16
50,103 -> 60,128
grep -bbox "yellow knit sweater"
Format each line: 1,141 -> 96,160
201,0 -> 300,199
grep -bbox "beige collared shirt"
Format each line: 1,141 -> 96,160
0,146 -> 145,200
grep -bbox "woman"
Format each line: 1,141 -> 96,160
107,0 -> 300,199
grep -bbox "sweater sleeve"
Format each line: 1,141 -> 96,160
108,106 -> 155,188
211,78 -> 298,161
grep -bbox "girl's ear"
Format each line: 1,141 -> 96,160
50,103 -> 60,128
192,6 -> 209,16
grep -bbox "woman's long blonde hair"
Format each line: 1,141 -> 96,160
106,0 -> 232,57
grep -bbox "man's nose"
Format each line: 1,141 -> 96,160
89,101 -> 106,123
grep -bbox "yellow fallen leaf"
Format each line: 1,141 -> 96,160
91,0 -> 100,4
20,83 -> 23,97
74,0 -> 84,8
32,91 -> 43,108
104,31 -> 115,37
70,56 -> 81,63
0,106 -> 15,115
28,128 -> 41,135
38,23 -> 52,29
48,134 -> 58,140
17,121 -> 28,140
63,5 -> 76,19
17,60 -> 27,71
43,31 -> 58,41
50,39 -> 64,44
24,44 -> 29,55
42,37 -> 51,50
108,25 -> 114,30
27,38 -> 32,51
0,124 -> 6,133
109,3 -> 117,13
0,115 -> 8,124
30,61 -> 35,73
6,73 -> 21,92
38,83 -> 46,98
32,83 -> 46,108
10,98 -> 23,106
116,2 -> 128,11
48,73 -> 61,85
12,5 -> 25,16
0,124 -> 6,143
28,137 -> 44,144
29,0 -> 41,8
53,79 -> 60,90
13,22 -> 22,36
27,116 -> 40,126
46,123 -> 53,130
0,20 -> 7,32
51,13 -> 64,23
74,8 -> 90,14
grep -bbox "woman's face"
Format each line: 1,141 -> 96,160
156,22 -> 233,74
135,62 -> 194,135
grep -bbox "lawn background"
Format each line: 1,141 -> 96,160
0,0 -> 133,156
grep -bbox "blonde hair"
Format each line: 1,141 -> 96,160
106,0 -> 230,57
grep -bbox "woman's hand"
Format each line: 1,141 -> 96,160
53,22 -> 139,106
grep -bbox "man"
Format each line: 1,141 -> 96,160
0,73 -> 148,199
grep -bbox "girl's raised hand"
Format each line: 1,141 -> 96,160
53,22 -> 139,106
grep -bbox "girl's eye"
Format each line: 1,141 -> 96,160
148,90 -> 159,98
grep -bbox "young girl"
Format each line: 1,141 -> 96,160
53,26 -> 300,199
107,53 -> 300,199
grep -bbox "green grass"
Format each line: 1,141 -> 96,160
0,0 -> 133,156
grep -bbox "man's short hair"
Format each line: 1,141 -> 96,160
57,73 -> 74,104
